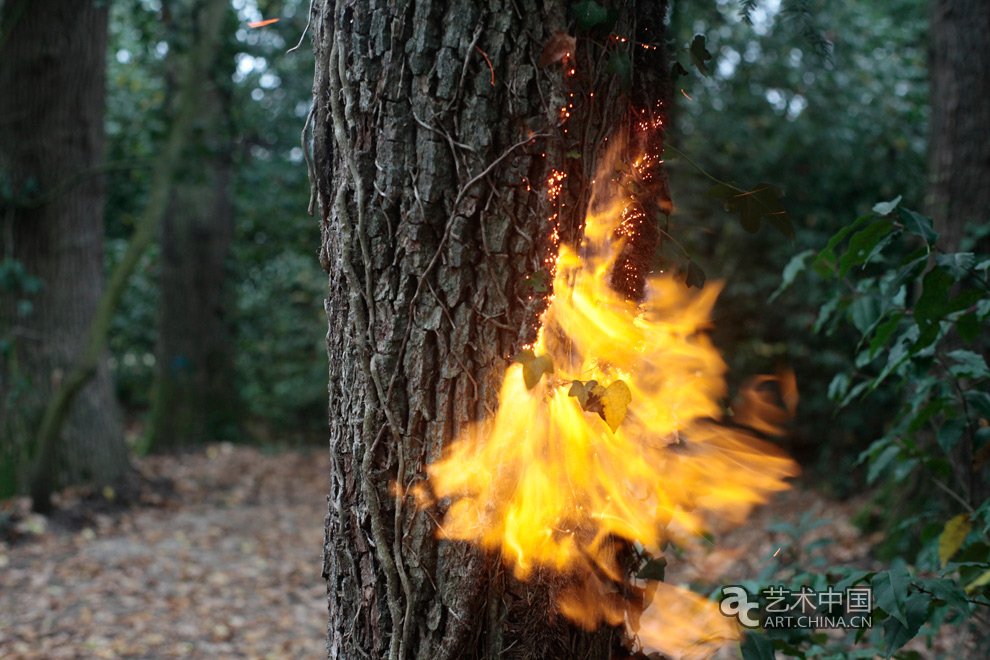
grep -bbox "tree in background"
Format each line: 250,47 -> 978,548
147,0 -> 240,449
0,0 -> 129,499
312,0 -> 674,656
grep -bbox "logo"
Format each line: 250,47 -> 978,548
718,584 -> 874,630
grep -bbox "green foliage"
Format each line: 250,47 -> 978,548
104,0 -> 325,438
765,202 -> 990,657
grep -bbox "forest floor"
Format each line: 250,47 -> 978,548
0,443 -> 962,659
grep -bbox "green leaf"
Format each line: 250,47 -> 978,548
916,577 -> 971,615
956,313 -> 980,344
839,219 -> 894,278
936,252 -> 975,279
685,260 -> 706,289
605,51 -> 631,90
827,372 -> 850,401
868,445 -> 901,484
914,268 -> 953,342
872,566 -> 911,628
770,249 -> 815,302
899,208 -> 939,245
947,349 -> 990,379
570,0 -> 608,29
740,632 -> 775,660
671,61 -> 689,78
636,556 -> 667,581
870,312 -> 904,358
881,592 -> 929,658
814,213 -> 873,278
938,514 -> 972,567
689,34 -> 713,75
564,150 -> 581,160
873,195 -> 902,216
937,418 -> 967,453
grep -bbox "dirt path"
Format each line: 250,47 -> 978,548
0,444 -> 328,660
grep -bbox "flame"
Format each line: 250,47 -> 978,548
415,138 -> 798,658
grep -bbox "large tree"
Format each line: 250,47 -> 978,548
0,0 -> 128,498
312,0 -> 670,657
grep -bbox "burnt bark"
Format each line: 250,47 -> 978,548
0,0 -> 128,496
312,2 -> 669,658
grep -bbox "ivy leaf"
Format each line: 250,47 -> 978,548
567,379 -> 596,408
671,61 -> 689,78
597,380 -> 631,432
571,0 -> 608,30
605,51 -> 632,90
710,183 -> 793,240
938,513 -> 972,567
516,350 -> 554,389
684,260 -> 706,289
636,556 -> 667,581
689,34 -> 713,76
575,380 -> 631,431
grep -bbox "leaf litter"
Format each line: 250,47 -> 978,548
0,443 -> 327,660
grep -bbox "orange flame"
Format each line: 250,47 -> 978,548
416,138 -> 798,658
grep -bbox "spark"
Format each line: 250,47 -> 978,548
248,18 -> 280,28
681,89 -> 693,101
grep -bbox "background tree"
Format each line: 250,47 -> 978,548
146,0 -> 240,449
928,0 -> 990,255
0,0 -> 128,500
313,0 -> 671,657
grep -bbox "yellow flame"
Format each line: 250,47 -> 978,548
416,139 -> 798,658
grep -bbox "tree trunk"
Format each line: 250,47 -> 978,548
0,0 -> 128,495
928,0 -> 990,254
148,0 -> 238,450
313,1 -> 669,657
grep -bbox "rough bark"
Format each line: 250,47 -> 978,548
928,0 -> 990,253
313,1 -> 669,658
0,0 -> 127,496
148,1 -> 238,450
